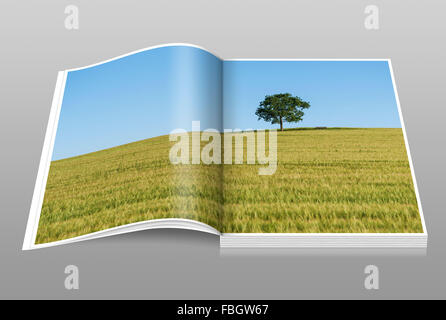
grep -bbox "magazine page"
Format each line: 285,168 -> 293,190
23,44 -> 224,249
220,59 -> 426,247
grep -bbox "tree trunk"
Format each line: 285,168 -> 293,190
280,117 -> 283,131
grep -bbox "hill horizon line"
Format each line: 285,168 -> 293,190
52,127 -> 403,162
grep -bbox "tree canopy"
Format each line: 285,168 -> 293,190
255,93 -> 310,131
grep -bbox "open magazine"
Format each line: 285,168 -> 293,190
23,44 -> 427,250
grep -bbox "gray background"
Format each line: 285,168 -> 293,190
0,0 -> 445,299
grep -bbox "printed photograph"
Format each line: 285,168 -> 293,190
30,45 -> 424,246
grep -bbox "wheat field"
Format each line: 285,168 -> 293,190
222,128 -> 423,233
36,128 -> 423,244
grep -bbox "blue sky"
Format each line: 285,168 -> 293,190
223,60 -> 400,130
53,46 -> 222,160
53,46 -> 400,160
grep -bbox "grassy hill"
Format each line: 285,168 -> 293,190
37,134 -> 223,244
223,128 -> 423,234
36,128 -> 423,244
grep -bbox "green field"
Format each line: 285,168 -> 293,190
36,128 -> 423,244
